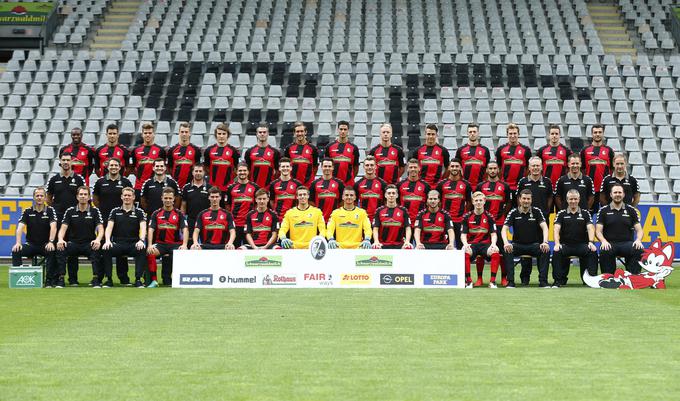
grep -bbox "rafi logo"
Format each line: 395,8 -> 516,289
15,275 -> 36,286
309,236 -> 328,260
340,273 -> 372,285
380,274 -> 414,285
355,255 -> 394,267
262,274 -> 297,286
245,256 -> 283,267
423,274 -> 458,286
179,274 -> 213,285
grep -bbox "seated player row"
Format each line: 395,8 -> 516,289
13,178 -> 642,289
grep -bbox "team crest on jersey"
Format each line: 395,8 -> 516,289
390,150 -> 395,156
331,183 -> 336,188
265,216 -> 270,221
396,211 -> 401,217
172,215 -> 177,221
417,185 -> 423,191
438,216 -> 443,222
188,150 -> 193,156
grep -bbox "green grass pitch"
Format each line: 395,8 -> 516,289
1,265 -> 679,401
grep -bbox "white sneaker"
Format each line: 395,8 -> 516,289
465,282 -> 474,288
488,282 -> 497,288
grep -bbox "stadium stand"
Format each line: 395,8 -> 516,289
0,0 -> 679,205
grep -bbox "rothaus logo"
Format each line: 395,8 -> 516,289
179,274 -> 213,285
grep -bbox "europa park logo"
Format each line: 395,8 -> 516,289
244,256 -> 283,268
354,255 -> 393,267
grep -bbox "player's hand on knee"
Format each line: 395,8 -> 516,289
504,243 -> 513,253
372,242 -> 382,249
327,239 -> 339,249
280,238 -> 293,249
360,239 -> 371,249
190,243 -> 202,250
12,243 -> 22,253
45,242 -> 55,252
402,242 -> 413,250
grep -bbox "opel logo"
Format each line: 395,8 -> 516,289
382,274 -> 393,284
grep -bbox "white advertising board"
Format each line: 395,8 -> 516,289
172,249 -> 465,288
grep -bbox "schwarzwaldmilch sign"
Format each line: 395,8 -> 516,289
0,2 -> 55,25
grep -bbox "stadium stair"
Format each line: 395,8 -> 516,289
90,0 -> 142,52
588,3 -> 637,58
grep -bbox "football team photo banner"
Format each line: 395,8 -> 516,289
172,249 -> 465,288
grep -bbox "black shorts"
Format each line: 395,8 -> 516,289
467,243 -> 497,260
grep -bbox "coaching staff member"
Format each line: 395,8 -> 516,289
181,164 -> 210,237
596,183 -> 644,274
12,187 -> 57,287
57,186 -> 104,287
502,189 -> 550,288
552,189 -> 597,287
101,187 -> 148,287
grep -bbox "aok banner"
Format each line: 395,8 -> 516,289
172,249 -> 465,288
0,2 -> 56,25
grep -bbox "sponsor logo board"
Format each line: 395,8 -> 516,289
423,274 -> 458,286
262,274 -> 297,286
340,273 -> 372,285
355,255 -> 393,267
179,274 -> 213,286
380,274 -> 414,285
244,256 -> 283,267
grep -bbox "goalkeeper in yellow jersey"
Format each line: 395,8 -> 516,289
278,186 -> 327,249
326,187 -> 372,249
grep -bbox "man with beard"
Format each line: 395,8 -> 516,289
322,120 -> 360,187
414,190 -> 455,250
59,127 -> 96,185
409,124 -> 450,187
554,154 -> 595,211
397,159 -> 430,224
354,156 -> 387,222
310,158 -> 344,221
454,123 -> 491,188
283,122 -> 319,187
596,183 -> 644,274
203,123 -> 240,192
536,124 -> 571,191
131,122 -> 167,199
437,159 -> 472,249
225,163 -> 260,247
580,124 -> 614,212
95,124 -> 130,177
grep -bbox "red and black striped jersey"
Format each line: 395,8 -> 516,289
415,209 -> 453,245
397,178 -> 430,223
244,145 -> 280,189
536,144 -> 571,190
310,177 -> 344,221
410,144 -> 450,187
131,144 -> 167,190
461,211 -> 497,244
437,178 -> 472,223
476,180 -> 512,225
323,141 -> 360,187
269,178 -> 302,218
454,144 -> 491,188
60,143 -> 96,184
284,143 -> 319,187
195,208 -> 234,245
149,208 -> 187,245
495,143 -> 532,190
368,144 -> 405,184
245,209 -> 279,246
373,205 -> 411,246
225,181 -> 259,227
167,143 -> 202,188
203,144 -> 240,191
580,145 -> 614,194
95,144 -> 130,177
354,176 -> 387,221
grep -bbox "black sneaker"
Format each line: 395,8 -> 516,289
551,282 -> 561,288
92,281 -> 102,288
134,280 -> 145,288
102,280 -> 113,288
539,282 -> 551,288
69,282 -> 79,287
44,281 -> 53,288
55,279 -> 65,288
506,282 -> 516,288
520,281 -> 530,287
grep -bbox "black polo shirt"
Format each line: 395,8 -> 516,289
554,174 -> 594,210
93,175 -> 133,220
600,174 -> 639,205
504,206 -> 545,244
554,208 -> 592,245
141,176 -> 179,214
516,176 -> 553,217
19,206 -> 57,245
597,204 -> 639,242
181,181 -> 210,220
47,172 -> 86,216
108,206 -> 147,242
62,206 -> 104,242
